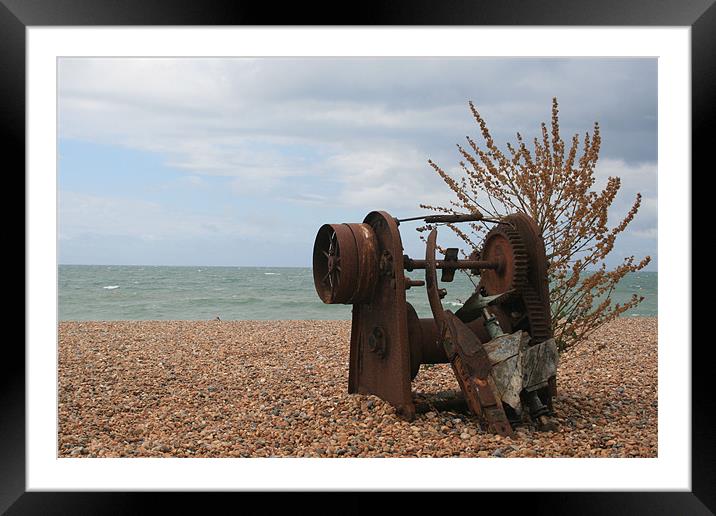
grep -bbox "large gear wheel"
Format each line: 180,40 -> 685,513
479,214 -> 553,345
478,220 -> 529,294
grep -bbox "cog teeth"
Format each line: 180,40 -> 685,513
479,215 -> 553,345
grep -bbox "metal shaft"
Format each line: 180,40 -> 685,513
404,258 -> 499,271
396,212 -> 483,223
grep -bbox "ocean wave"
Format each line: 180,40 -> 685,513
264,272 -> 280,275
103,285 -> 120,290
447,301 -> 464,307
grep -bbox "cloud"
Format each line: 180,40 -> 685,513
320,143 -> 454,211
59,190 -> 295,242
592,159 -> 657,239
176,175 -> 208,188
58,57 -> 657,267
59,57 -> 657,169
631,227 -> 658,239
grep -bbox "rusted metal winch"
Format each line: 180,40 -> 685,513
312,210 -> 558,436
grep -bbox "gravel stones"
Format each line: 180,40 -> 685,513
58,317 -> 657,458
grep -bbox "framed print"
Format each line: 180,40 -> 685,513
7,0 -> 710,513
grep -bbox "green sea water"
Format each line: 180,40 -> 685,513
58,265 -> 657,321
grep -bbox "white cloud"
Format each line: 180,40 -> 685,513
592,159 -> 657,238
59,57 -> 658,175
59,190 -> 293,242
595,158 -> 657,195
178,175 -> 208,188
631,227 -> 658,239
58,57 -> 657,267
319,143 -> 454,211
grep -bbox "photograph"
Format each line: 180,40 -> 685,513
56,56 -> 658,459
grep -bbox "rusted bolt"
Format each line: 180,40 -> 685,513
405,278 -> 425,290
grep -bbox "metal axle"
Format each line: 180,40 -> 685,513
404,257 -> 499,271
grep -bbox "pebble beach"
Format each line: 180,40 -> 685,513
58,317 -> 657,458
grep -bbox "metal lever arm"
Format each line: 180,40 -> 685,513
424,212 -> 483,223
397,211 -> 484,224
425,228 -> 513,437
424,229 -> 446,329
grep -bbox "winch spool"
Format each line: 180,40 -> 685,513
312,223 -> 379,304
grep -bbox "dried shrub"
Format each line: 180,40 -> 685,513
421,98 -> 651,350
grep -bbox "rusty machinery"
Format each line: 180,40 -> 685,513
312,210 -> 559,436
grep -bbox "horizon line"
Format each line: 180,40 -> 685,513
58,263 -> 310,268
58,263 -> 659,272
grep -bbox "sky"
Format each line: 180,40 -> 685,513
58,57 -> 657,270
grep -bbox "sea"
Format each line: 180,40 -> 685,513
58,265 -> 657,321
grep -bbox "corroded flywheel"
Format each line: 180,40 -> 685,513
312,223 -> 380,304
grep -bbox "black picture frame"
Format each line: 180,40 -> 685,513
6,0 -> 707,513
